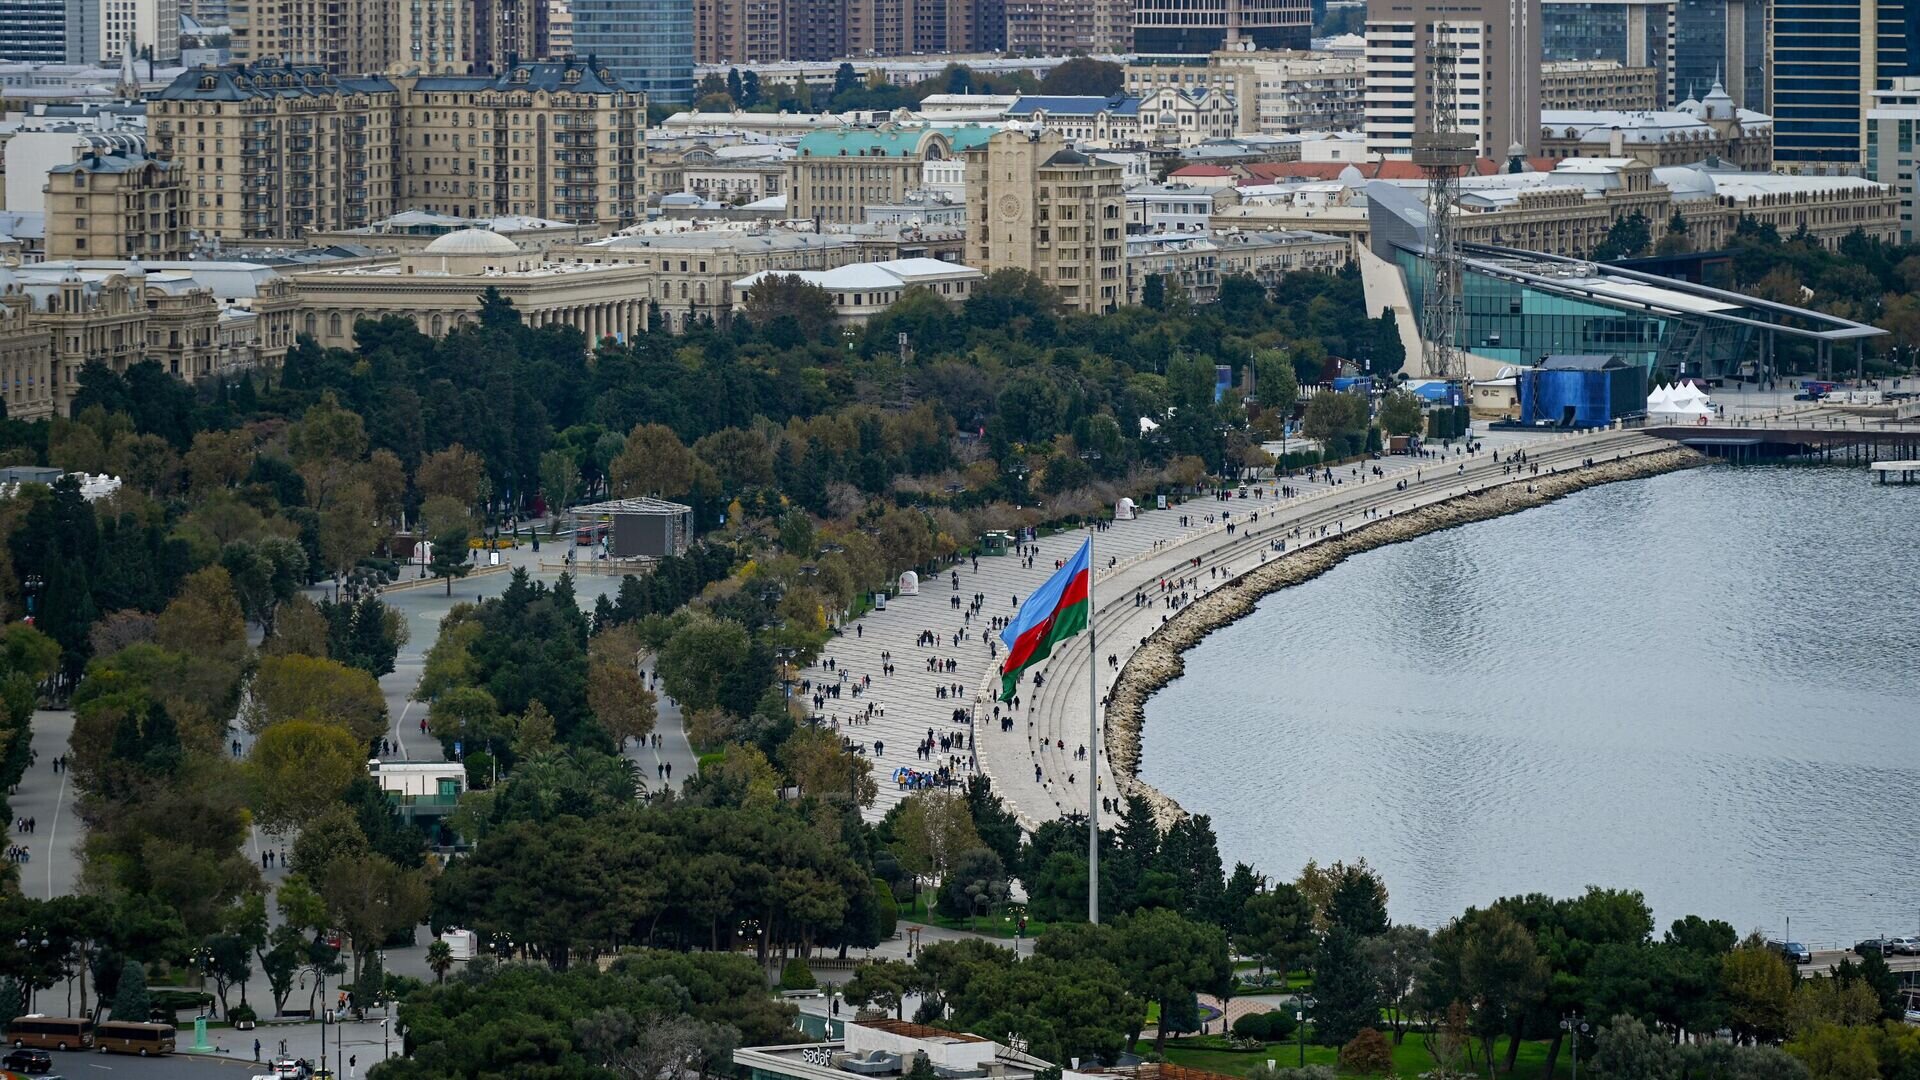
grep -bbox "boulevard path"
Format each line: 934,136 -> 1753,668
804,425 -> 1672,828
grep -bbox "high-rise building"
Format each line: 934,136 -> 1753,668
1771,0 -> 1918,169
1363,0 -> 1542,159
1868,77 -> 1920,240
549,0 -> 573,52
1132,0 -> 1309,53
229,0 -> 453,73
963,128 -> 1124,314
694,0 -> 786,65
1674,0 -> 1764,112
1540,0 -> 1674,105
475,0 -> 552,67
571,0 -> 693,102
0,0 -> 89,63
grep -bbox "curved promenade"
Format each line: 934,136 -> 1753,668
805,426 -> 1684,828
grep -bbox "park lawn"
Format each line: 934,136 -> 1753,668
898,895 -> 1053,940
1153,1032 -> 1573,1078
1232,969 -> 1312,994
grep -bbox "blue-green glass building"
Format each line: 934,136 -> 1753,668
1365,180 -> 1885,382
571,0 -> 693,104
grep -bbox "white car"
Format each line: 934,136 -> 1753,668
251,1060 -> 314,1080
1890,936 -> 1920,955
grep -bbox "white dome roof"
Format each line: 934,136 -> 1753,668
424,228 -> 519,255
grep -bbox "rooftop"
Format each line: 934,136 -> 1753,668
1006,94 -> 1142,119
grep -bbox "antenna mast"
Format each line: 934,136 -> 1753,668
1410,37 -> 1475,381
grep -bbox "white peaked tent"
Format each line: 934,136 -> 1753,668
1647,383 -> 1712,422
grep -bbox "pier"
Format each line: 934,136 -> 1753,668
1645,405 -> 1920,463
1870,460 -> 1920,483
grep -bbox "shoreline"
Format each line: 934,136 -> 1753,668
1103,445 -> 1708,824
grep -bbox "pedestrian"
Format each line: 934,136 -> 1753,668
253,1038 -> 261,1061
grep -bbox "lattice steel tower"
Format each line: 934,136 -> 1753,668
1410,39 -> 1476,380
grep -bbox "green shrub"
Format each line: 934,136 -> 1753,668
227,1003 -> 257,1025
873,879 -> 899,939
780,957 -> 816,991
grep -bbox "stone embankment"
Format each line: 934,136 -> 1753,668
1104,446 -> 1706,823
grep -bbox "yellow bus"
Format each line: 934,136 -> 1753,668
93,1021 -> 174,1056
6,1015 -> 93,1051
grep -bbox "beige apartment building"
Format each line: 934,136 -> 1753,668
43,151 -> 189,261
695,0 -> 788,65
149,58 -> 647,245
1127,51 -> 1365,135
231,0 -> 386,73
1005,0 -> 1131,56
788,126 -> 992,226
1539,59 -> 1660,112
964,128 -> 1123,314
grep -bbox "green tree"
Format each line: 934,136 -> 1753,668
1377,390 -> 1424,437
539,449 -> 581,530
111,958 -> 151,1022
1113,908 -> 1230,1055
1314,928 -> 1382,1046
428,529 -> 471,596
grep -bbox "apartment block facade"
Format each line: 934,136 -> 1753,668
964,128 -> 1123,314
43,150 -> 188,260
149,59 -> 647,244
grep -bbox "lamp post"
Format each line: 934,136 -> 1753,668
1560,1013 -> 1589,1080
1295,995 -> 1316,1067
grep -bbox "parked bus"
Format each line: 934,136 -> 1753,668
93,1021 -> 174,1056
6,1015 -> 93,1051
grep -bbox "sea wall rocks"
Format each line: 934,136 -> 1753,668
1104,446 -> 1706,826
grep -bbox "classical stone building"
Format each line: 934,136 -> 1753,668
289,228 -> 654,346
1539,82 -> 1771,170
0,261 -> 282,418
43,151 -> 189,261
148,58 -> 648,245
964,128 -> 1124,314
566,227 -> 857,330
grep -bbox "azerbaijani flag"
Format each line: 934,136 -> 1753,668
999,538 -> 1092,702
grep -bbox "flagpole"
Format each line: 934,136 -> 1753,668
1087,528 -> 1100,925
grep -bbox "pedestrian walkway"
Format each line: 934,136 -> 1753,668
798,427 -> 1663,826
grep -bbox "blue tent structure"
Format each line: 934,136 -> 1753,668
1518,354 -> 1646,428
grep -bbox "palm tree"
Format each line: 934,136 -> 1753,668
425,940 -> 453,984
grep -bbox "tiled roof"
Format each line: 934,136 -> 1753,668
1006,94 -> 1141,118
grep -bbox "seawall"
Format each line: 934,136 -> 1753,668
1103,445 -> 1707,824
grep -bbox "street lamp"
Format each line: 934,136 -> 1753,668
1560,1014 -> 1589,1080
1295,995 -> 1316,1067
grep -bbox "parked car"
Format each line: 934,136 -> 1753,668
1888,936 -> 1920,955
1854,937 -> 1895,957
1770,940 -> 1812,964
3,1048 -> 53,1073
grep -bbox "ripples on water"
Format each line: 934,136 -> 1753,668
1139,465 -> 1920,944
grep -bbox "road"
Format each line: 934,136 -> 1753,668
6,532 -> 703,1013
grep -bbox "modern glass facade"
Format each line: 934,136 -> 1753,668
1542,0 -> 1673,99
571,0 -> 693,103
0,0 -> 83,63
1674,0 -> 1766,110
1395,250 -> 1754,379
1773,0 -> 1920,166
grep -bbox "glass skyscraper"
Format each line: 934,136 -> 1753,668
1674,0 -> 1765,111
571,0 -> 693,104
0,0 -> 88,63
1541,0 -> 1676,105
1772,0 -> 1919,167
